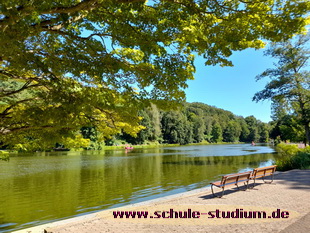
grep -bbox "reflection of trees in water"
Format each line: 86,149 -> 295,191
1,151 -> 275,232
162,153 -> 272,166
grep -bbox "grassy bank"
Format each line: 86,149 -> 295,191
275,143 -> 310,171
2,141 -> 248,154
100,142 -> 205,151
102,141 -> 247,150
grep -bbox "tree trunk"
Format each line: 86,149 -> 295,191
305,123 -> 310,146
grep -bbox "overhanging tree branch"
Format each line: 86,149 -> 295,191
0,98 -> 40,117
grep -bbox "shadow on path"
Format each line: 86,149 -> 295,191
274,170 -> 310,190
199,169 -> 310,200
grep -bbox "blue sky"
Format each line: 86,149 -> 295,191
185,48 -> 275,123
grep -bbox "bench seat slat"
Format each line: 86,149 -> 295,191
250,172 -> 274,179
211,181 -> 222,187
210,171 -> 252,197
250,165 -> 277,188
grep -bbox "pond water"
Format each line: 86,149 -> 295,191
0,144 -> 276,232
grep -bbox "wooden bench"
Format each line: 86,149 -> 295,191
210,171 -> 252,198
250,165 -> 277,188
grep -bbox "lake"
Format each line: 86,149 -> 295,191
0,144 -> 276,232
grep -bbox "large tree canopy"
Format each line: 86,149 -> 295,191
0,0 -> 309,147
253,33 -> 310,144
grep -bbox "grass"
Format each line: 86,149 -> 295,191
275,143 -> 310,171
100,143 -> 181,151
101,140 -> 246,150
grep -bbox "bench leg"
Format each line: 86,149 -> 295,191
211,184 -> 225,198
236,182 -> 248,191
262,174 -> 275,184
249,179 -> 256,189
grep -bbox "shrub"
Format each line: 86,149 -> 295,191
291,151 -> 310,169
276,144 -> 310,171
276,143 -> 300,156
0,150 -> 9,161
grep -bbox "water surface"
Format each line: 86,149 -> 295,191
0,144 -> 275,232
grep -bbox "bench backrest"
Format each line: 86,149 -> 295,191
221,171 -> 252,185
252,165 -> 277,178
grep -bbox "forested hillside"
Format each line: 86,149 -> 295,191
107,102 -> 270,147
1,102 -> 270,151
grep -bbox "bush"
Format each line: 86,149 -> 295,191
0,150 -> 9,161
276,144 -> 310,171
276,143 -> 300,156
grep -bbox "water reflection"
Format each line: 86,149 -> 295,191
0,144 -> 275,232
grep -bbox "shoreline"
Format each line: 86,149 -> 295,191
13,169 -> 310,233
2,141 -> 250,154
12,185 -> 212,233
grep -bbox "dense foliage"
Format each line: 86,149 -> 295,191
1,0 -> 309,148
275,143 -> 310,171
1,101 -> 272,151
117,102 -> 270,146
254,33 -> 310,145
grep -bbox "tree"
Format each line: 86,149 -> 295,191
186,106 -> 205,143
270,115 -> 304,143
245,116 -> 260,142
161,110 -> 192,144
211,121 -> 223,143
223,120 -> 241,142
0,77 -> 145,149
238,117 -> 250,142
1,0 -> 309,146
253,33 -> 310,145
120,105 -> 162,144
257,122 -> 270,143
146,103 -> 162,142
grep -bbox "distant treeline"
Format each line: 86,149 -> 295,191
84,102 -> 270,148
4,101 -> 305,152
